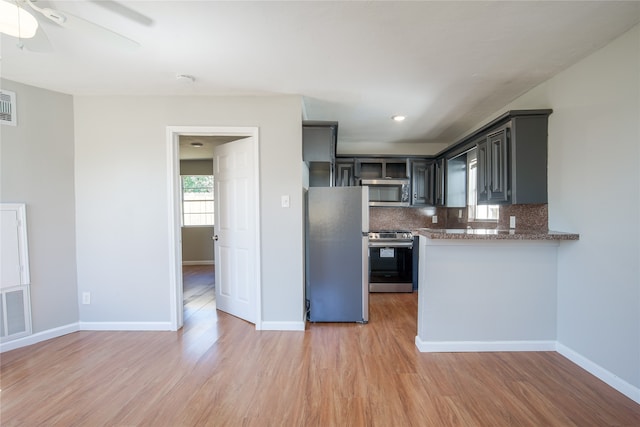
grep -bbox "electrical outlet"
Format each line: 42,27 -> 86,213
281,195 -> 290,208
432,215 -> 438,224
509,216 -> 516,229
82,292 -> 91,305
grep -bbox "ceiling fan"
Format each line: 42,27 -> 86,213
0,0 -> 149,52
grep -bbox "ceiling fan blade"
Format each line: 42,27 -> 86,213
19,25 -> 53,52
25,0 -> 139,50
89,0 -> 154,27
56,9 -> 140,50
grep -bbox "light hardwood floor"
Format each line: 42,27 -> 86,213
182,264 -> 216,325
1,266 -> 639,426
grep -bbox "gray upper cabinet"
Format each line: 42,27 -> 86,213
411,160 -> 435,206
475,114 -> 549,205
302,121 -> 337,162
508,115 -> 549,204
477,137 -> 489,203
436,109 -> 550,207
335,160 -> 356,186
303,121 -> 338,188
333,110 -> 549,207
356,158 -> 409,180
434,157 -> 446,206
478,126 -> 510,204
357,160 -> 383,179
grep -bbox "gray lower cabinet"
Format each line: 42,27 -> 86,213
335,160 -> 356,186
411,160 -> 435,206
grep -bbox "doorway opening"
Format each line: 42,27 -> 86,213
167,126 -> 261,331
178,135 -> 219,330
182,264 -> 216,329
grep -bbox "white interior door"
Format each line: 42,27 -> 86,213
213,137 -> 257,323
1,204 -> 32,341
1,204 -> 29,288
1,210 -> 21,288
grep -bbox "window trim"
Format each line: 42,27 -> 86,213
467,151 -> 499,222
181,175 -> 214,227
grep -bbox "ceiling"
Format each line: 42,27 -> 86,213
2,1 -> 639,155
179,135 -> 242,160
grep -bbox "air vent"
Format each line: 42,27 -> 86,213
0,90 -> 17,126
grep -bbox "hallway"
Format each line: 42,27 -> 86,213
183,264 -> 216,326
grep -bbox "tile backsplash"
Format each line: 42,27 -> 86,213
497,204 -> 548,231
369,204 -> 548,232
369,206 -> 438,231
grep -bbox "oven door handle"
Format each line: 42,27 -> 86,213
368,241 -> 413,248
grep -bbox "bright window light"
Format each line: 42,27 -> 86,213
181,175 -> 215,226
467,151 -> 499,221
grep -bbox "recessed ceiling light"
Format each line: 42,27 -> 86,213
176,74 -> 195,83
391,115 -> 406,122
190,142 -> 204,148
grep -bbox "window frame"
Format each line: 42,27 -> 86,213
181,175 -> 215,227
467,151 -> 499,222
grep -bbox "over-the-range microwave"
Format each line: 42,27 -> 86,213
360,178 -> 410,207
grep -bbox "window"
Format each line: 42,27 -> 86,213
467,151 -> 499,221
181,175 -> 214,226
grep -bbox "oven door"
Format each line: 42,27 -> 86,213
369,243 -> 413,292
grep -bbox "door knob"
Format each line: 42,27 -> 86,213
213,235 -> 219,241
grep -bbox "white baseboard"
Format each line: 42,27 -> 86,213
259,321 -> 306,331
0,323 -> 79,353
79,321 -> 173,331
1,321 -> 173,353
414,337 -> 640,404
182,260 -> 214,266
556,342 -> 640,404
414,336 -> 557,353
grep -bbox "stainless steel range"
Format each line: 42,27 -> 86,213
368,230 -> 414,292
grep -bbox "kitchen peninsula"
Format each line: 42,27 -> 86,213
415,228 -> 579,353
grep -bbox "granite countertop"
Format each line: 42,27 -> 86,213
415,228 -> 580,241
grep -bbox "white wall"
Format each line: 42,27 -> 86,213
0,80 -> 79,333
481,25 -> 640,392
73,96 -> 303,325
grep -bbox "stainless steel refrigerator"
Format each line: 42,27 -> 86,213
305,186 -> 369,323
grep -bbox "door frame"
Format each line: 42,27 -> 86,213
166,126 -> 262,331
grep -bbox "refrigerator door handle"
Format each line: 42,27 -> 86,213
361,186 -> 369,234
361,236 -> 369,323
